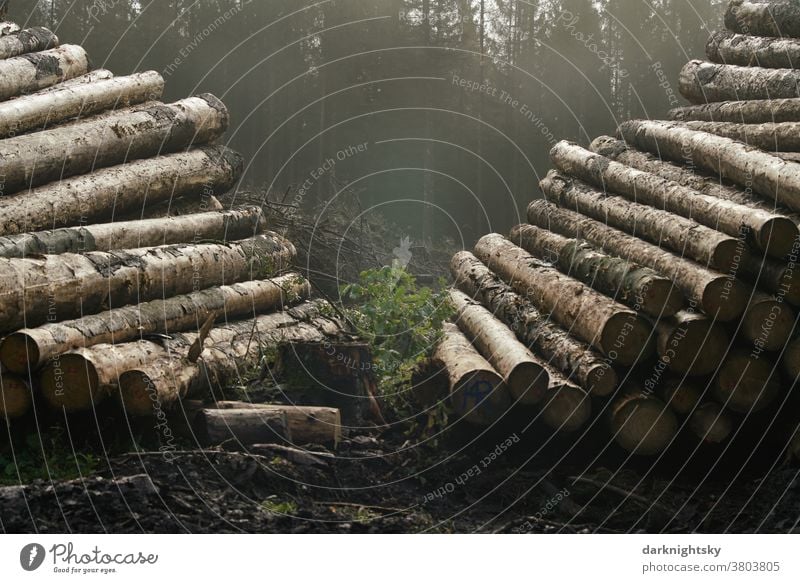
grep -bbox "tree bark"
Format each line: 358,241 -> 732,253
510,223 -> 683,317
0,22 -> 19,37
610,392 -> 678,455
434,322 -> 512,425
740,292 -> 795,350
0,146 -> 242,234
669,97 -> 800,123
450,251 -> 617,396
0,232 -> 296,334
682,120 -> 800,152
617,119 -> 800,213
725,0 -> 800,38
0,373 -> 29,420
707,30 -> 800,69
0,206 -> 264,258
715,349 -> 781,413
44,302 -> 338,413
542,169 -> 741,272
0,27 -> 58,60
194,408 -> 291,446
550,141 -> 797,258
0,93 -> 228,194
0,273 -> 309,374
0,70 -> 164,139
528,194 -> 747,321
0,44 -> 89,101
450,289 -> 549,405
121,194 -> 225,221
206,402 -> 341,447
35,69 -> 114,92
656,310 -> 730,376
474,233 -> 654,366
679,59 -> 800,104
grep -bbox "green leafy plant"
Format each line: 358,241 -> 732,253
0,428 -> 99,486
341,266 -> 453,412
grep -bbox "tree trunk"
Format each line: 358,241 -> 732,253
35,69 -> 114,92
528,195 -> 747,321
707,30 -> 800,69
725,0 -> 800,38
679,59 -> 800,104
660,379 -> 734,444
542,169 -> 740,272
715,349 -> 781,413
0,94 -> 228,194
656,310 -> 730,376
0,71 -> 164,139
740,292 -> 795,350
194,408 -> 291,446
550,141 -> 797,258
0,373 -> 29,420
44,302 -> 337,413
0,206 -> 264,259
0,27 -> 58,60
450,289 -> 549,405
434,323 -> 512,425
0,273 -> 309,374
610,392 -> 678,455
0,44 -> 89,101
450,251 -> 617,396
0,22 -> 20,37
474,233 -> 654,366
510,223 -> 683,317
121,194 -> 225,221
669,97 -> 800,123
0,146 -> 242,234
617,119 -> 800,213
0,233 -> 296,334
682,120 -> 800,152
198,404 -> 341,447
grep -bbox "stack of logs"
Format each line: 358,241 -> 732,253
435,0 -> 800,458
0,8 -> 345,449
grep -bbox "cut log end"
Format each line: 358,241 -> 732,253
541,384 -> 591,432
702,277 -> 747,322
689,403 -> 734,444
1,374 -> 31,420
742,299 -> 795,352
39,353 -> 99,412
761,217 -> 799,258
0,332 -> 37,375
660,316 -> 729,376
600,312 -> 654,366
585,363 -> 618,397
715,351 -> 781,414
640,278 -> 684,318
118,370 -> 162,417
450,371 -> 510,426
507,361 -> 549,405
611,395 -> 678,455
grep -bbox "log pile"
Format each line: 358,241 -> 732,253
0,9 -> 350,449
436,0 -> 800,460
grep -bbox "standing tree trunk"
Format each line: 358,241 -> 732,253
450,251 -> 617,396
707,30 -> 800,69
0,71 -> 164,138
434,323 -> 512,426
0,145 -> 242,234
617,119 -> 800,213
610,391 -> 678,455
0,27 -> 58,60
0,233 -> 296,334
0,273 -> 309,374
0,94 -> 229,194
715,349 -> 781,413
527,195 -> 747,321
0,44 -> 90,101
450,289 -> 549,405
725,0 -> 800,38
510,223 -> 684,317
550,141 -> 797,258
0,207 -> 264,258
542,169 -> 740,272
679,59 -> 800,104
682,120 -> 800,151
669,97 -> 800,123
656,310 -> 730,376
474,233 -> 654,365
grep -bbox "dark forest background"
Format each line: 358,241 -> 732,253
9,0 -> 724,243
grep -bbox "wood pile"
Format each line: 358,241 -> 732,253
437,0 -> 800,458
0,7 -> 350,449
